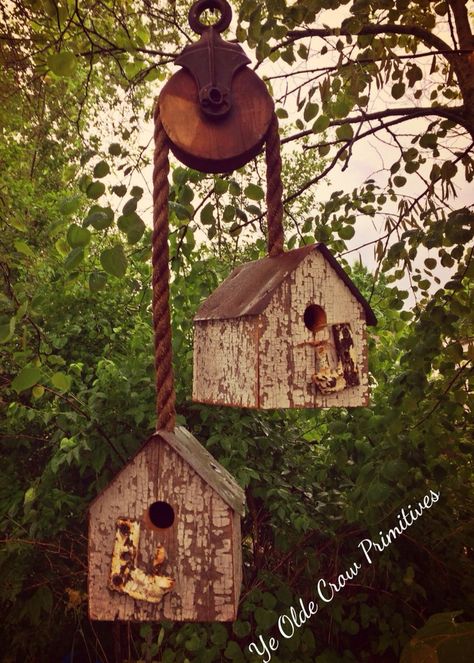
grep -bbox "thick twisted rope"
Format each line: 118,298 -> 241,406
265,112 -> 285,257
152,102 -> 176,431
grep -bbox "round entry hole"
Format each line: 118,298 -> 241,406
148,501 -> 175,529
304,304 -> 327,332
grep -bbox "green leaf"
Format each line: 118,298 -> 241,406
137,25 -> 150,45
224,641 -> 244,661
108,143 -> 121,156
244,183 -> 264,201
12,366 -> 42,393
200,203 -> 215,225
64,247 -> 84,271
332,95 -> 353,118
214,179 -> 228,194
403,147 -> 418,162
406,64 -> 423,87
93,160 -> 110,178
173,167 -> 188,185
341,16 -> 363,33
89,271 -> 108,293
254,607 -> 277,630
420,133 -> 437,149
59,195 -> 82,215
393,175 -> 407,187
24,485 -> 37,505
117,212 -> 145,244
100,244 -> 127,277
86,181 -> 106,200
304,102 -> 319,122
339,225 -> 355,240
229,180 -> 241,196
223,205 -> 235,222
441,160 -> 457,179
211,624 -> 228,646
312,115 -> 330,133
86,205 -> 114,230
79,174 -> 92,193
55,238 -> 69,256
0,317 -> 15,343
434,1 -> 448,15
232,620 -> 251,638
14,239 -> 35,258
367,482 -> 390,503
123,198 -> 137,215
405,161 -> 419,174
47,51 -> 77,77
383,459 -> 408,480
9,217 -> 27,232
391,82 -> 406,99
336,123 -> 354,141
112,184 -> 127,197
32,385 -> 45,399
67,224 -> 91,248
298,43 -> 308,60
170,202 -> 191,220
51,371 -> 71,392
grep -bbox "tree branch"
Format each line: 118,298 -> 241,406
281,106 -> 466,147
284,24 -> 453,55
448,0 -> 474,50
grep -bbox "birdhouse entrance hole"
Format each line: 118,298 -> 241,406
304,304 -> 327,332
148,501 -> 175,529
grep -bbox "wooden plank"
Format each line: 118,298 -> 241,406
258,276 -> 299,408
332,323 -> 360,387
231,511 -> 243,610
193,318 -> 258,407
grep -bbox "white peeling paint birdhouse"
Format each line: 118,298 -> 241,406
193,243 -> 376,409
88,426 -> 245,622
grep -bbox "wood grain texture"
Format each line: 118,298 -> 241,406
259,250 -> 369,408
159,427 -> 245,516
89,436 -> 242,622
193,318 -> 258,407
193,250 -> 370,409
159,67 -> 274,173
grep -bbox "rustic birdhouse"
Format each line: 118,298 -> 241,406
193,243 -> 376,409
88,426 -> 245,622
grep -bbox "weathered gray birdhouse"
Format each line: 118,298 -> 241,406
193,243 -> 376,409
88,426 -> 245,622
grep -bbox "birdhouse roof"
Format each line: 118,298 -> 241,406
89,426 -> 246,516
157,427 -> 245,516
194,243 -> 377,325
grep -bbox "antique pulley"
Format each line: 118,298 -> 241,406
159,0 -> 274,173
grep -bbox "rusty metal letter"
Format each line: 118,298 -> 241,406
109,518 -> 174,604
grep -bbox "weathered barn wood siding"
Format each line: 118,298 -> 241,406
258,251 -> 369,408
193,318 -> 258,407
89,439 -> 239,621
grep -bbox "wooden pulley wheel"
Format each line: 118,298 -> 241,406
159,0 -> 274,174
160,69 -> 273,174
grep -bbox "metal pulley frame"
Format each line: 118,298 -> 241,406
159,0 -> 274,173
